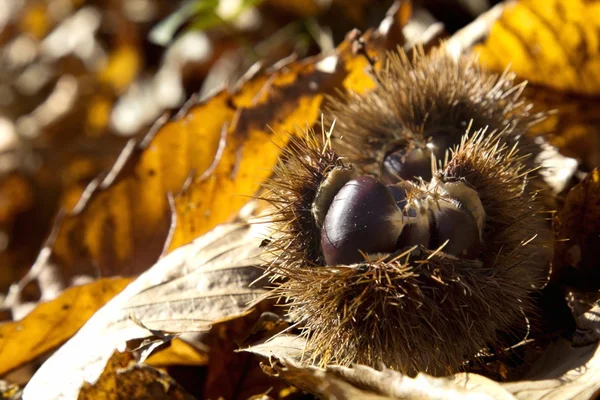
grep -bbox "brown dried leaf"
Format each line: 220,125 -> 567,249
554,169 -> 600,281
23,222 -> 266,400
78,350 -> 196,400
263,358 -> 393,400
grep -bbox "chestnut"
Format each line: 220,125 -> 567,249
431,206 -> 481,260
387,183 -> 430,249
381,146 -> 432,184
321,176 -> 403,265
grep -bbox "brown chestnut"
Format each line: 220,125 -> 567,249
381,146 -> 432,184
321,176 -> 403,265
431,206 -> 481,260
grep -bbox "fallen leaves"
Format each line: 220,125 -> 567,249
22,223 -> 267,399
554,169 -> 600,282
474,0 -> 600,172
3,0 -> 600,399
78,351 -> 195,400
0,278 -> 132,376
477,0 -> 600,95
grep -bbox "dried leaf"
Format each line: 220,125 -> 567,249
23,223 -> 266,400
247,335 -> 600,399
554,169 -> 600,280
500,340 -> 600,400
78,351 -> 196,400
476,0 -> 600,95
0,277 -> 132,376
144,338 -> 208,368
242,334 -> 309,361
261,358 -> 508,400
263,358 -> 393,400
203,313 -> 290,400
566,290 -> 600,346
167,30 -> 390,251
50,94 -> 233,279
525,87 -> 600,171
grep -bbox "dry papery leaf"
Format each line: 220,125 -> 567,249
78,350 -> 195,400
22,222 -> 266,400
245,335 -> 600,400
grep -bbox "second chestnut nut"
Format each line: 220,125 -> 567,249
320,174 -> 484,265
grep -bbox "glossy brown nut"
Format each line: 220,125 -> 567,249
381,147 -> 432,184
432,207 -> 481,260
321,176 -> 402,266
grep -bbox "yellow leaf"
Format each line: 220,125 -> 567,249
20,4 -> 50,39
46,28 -> 394,279
0,277 -> 132,376
87,96 -> 113,132
476,0 -> 600,95
144,338 -> 207,367
98,46 -> 141,93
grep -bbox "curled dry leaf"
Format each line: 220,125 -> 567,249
23,222 -> 266,400
0,277 -> 132,377
260,357 -> 511,400
78,350 -> 195,400
248,338 -> 600,400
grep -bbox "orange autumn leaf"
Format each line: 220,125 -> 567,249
144,338 -> 208,368
78,351 -> 195,400
476,0 -> 600,95
45,27 -> 401,280
0,277 -> 132,376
